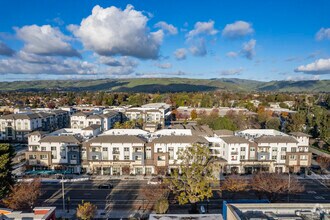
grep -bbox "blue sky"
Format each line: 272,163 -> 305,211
0,0 -> 329,81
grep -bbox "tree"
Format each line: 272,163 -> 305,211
286,111 -> 306,132
221,175 -> 248,199
0,144 -> 15,199
316,156 -> 330,174
167,144 -> 215,213
3,179 -> 41,210
76,201 -> 97,220
190,109 -> 198,120
141,183 -> 169,210
155,198 -> 169,214
251,173 -> 303,202
266,117 -> 281,130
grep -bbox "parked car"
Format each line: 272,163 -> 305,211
147,177 -> 163,185
200,205 -> 206,214
98,184 -> 113,189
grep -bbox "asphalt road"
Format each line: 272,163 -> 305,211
38,177 -> 330,215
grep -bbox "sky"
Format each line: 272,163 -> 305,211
0,0 -> 329,82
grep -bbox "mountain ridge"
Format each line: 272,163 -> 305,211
0,78 -> 328,93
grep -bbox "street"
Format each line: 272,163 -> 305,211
37,175 -> 330,217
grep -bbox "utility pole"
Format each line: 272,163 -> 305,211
287,172 -> 291,202
62,175 -> 65,212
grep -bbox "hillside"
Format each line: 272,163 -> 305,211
0,78 -> 329,93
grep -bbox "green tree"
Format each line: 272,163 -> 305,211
286,111 -> 306,132
76,201 -> 97,220
155,198 -> 169,214
266,117 -> 281,130
167,144 -> 215,213
190,109 -> 198,120
0,144 -> 15,199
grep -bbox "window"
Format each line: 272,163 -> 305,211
113,155 -> 119,160
281,155 -> 286,160
281,147 -> 287,152
29,155 -> 36,159
157,155 -> 165,161
240,155 -> 245,160
102,147 -> 108,151
241,147 -> 246,152
41,147 -> 46,151
124,155 -> 130,160
124,147 -> 129,152
250,148 -> 255,151
169,147 -> 174,160
71,154 -> 77,159
157,148 -> 163,153
146,147 -> 152,159
291,147 -> 297,152
231,156 -> 237,161
300,155 -> 307,160
135,155 -> 142,160
40,154 -> 48,159
289,155 -> 297,160
272,148 -> 278,152
272,156 -> 277,160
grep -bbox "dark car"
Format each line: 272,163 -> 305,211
98,184 -> 113,189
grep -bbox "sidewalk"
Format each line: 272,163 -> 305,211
55,209 -> 150,219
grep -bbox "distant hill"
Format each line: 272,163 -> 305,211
0,78 -> 329,93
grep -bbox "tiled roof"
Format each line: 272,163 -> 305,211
88,135 -> 146,144
254,135 -> 299,144
82,124 -> 101,130
152,135 -> 208,144
289,132 -> 311,137
40,135 -> 82,143
221,136 -> 250,144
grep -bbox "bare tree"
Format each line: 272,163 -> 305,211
251,173 -> 304,202
140,183 -> 169,210
3,179 -> 41,211
316,156 -> 330,174
221,175 -> 249,199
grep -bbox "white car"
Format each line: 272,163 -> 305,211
147,177 -> 162,185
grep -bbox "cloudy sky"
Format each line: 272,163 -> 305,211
0,0 -> 329,81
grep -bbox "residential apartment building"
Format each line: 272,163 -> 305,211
70,110 -> 121,131
24,126 -> 312,176
82,135 -> 147,175
0,110 -> 69,142
124,103 -> 171,128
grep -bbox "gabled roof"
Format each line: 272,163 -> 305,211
152,135 -> 208,144
289,132 -> 311,137
40,135 -> 82,144
213,129 -> 234,136
88,135 -> 146,144
82,124 -> 101,130
28,131 -> 47,137
221,136 -> 250,144
1,113 -> 41,120
254,135 -> 299,144
71,112 -> 91,117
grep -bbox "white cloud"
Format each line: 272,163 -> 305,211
220,68 -> 244,76
70,5 -> 163,59
294,58 -> 330,75
15,25 -> 80,57
174,48 -> 187,60
155,62 -> 172,69
154,21 -> 178,35
240,39 -> 256,60
315,28 -> 330,41
98,56 -> 138,67
186,20 -> 218,39
0,57 -> 97,75
0,41 -> 15,56
222,21 -> 254,39
189,38 -> 207,57
226,51 -> 238,58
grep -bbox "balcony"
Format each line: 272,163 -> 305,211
112,150 -> 120,154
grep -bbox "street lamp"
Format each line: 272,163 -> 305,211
62,175 -> 65,212
287,172 -> 291,202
